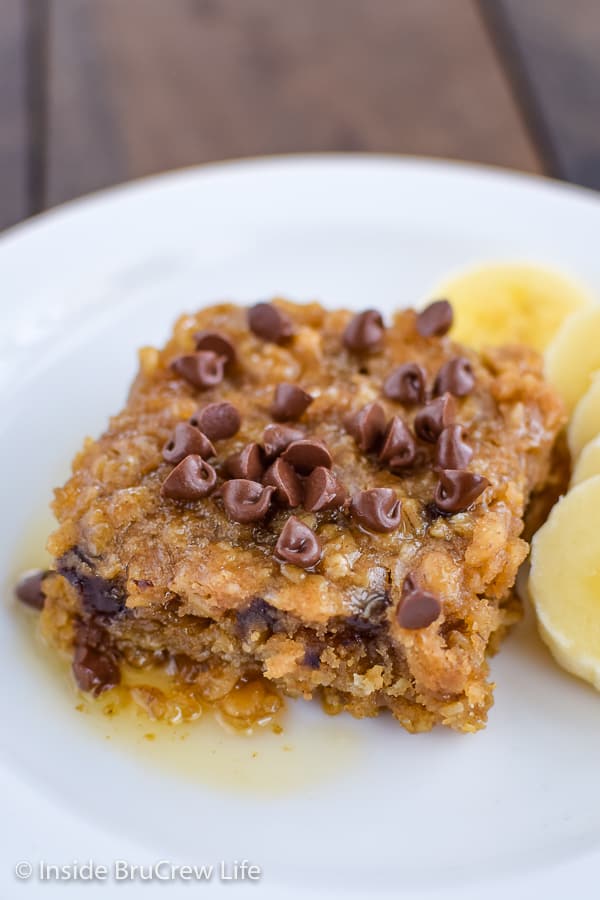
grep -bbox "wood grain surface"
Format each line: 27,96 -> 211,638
10,0 -> 600,225
42,0 -> 541,209
0,0 -> 28,230
482,0 -> 600,189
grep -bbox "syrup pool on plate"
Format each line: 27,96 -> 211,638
12,516 -> 362,796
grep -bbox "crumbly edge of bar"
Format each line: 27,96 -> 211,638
40,564 -> 525,734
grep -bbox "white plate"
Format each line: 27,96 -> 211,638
2,156 -> 600,900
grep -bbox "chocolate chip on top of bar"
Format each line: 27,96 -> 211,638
158,300 -> 493,583
170,351 -> 227,389
193,330 -> 237,366
36,298 -> 566,732
248,302 -> 294,344
415,299 -> 453,338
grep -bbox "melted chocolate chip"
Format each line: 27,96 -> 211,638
72,633 -> 120,695
414,393 -> 456,443
222,479 -> 275,523
434,356 -> 475,398
303,466 -> 347,512
416,299 -> 453,338
15,569 -> 48,610
397,576 -> 442,629
344,402 -> 386,452
263,458 -> 303,507
162,422 -> 215,464
436,425 -> 473,470
190,402 -> 241,441
343,309 -> 385,352
193,330 -> 237,367
161,455 -> 218,500
379,416 -> 417,468
170,351 -> 226,389
303,647 -> 322,669
349,488 -> 402,533
247,302 -> 294,343
58,554 -> 125,616
236,597 -> 280,639
271,383 -> 313,421
275,516 -> 322,568
262,424 -> 305,460
225,443 -> 266,481
383,363 -> 427,405
81,578 -> 125,615
434,469 -> 489,513
281,439 -> 332,474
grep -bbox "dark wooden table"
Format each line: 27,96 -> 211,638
1,0 -> 599,232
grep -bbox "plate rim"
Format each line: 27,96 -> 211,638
3,151 -> 600,249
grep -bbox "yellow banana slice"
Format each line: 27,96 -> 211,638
530,475 -> 600,690
432,263 -> 591,353
545,306 -> 600,413
571,434 -> 600,487
568,371 -> 600,458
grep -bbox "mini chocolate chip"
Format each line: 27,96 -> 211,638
434,356 -> 475,397
281,438 -> 332,474
162,422 -> 215,464
379,416 -> 417,468
262,424 -> 305,459
416,299 -> 453,338
350,488 -> 402,533
436,425 -> 473,470
397,576 -> 442,629
15,569 -> 48,610
225,443 -> 266,481
170,351 -> 227,389
194,330 -> 237,367
263,458 -> 303,507
248,302 -> 294,343
343,309 -> 385,352
190,401 -> 241,441
383,363 -> 427,405
344,402 -> 386,452
271,383 -> 313,421
161,455 -> 218,500
434,469 -> 489,513
72,643 -> 120,695
303,466 -> 347,512
414,393 -> 456,443
222,479 -> 276,523
275,516 -> 322,568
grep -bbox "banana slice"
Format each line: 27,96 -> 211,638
545,306 -> 600,413
431,263 -> 591,352
571,434 -> 600,487
568,371 -> 600,458
530,475 -> 600,690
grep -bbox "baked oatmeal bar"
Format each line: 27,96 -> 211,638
31,298 -> 565,732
